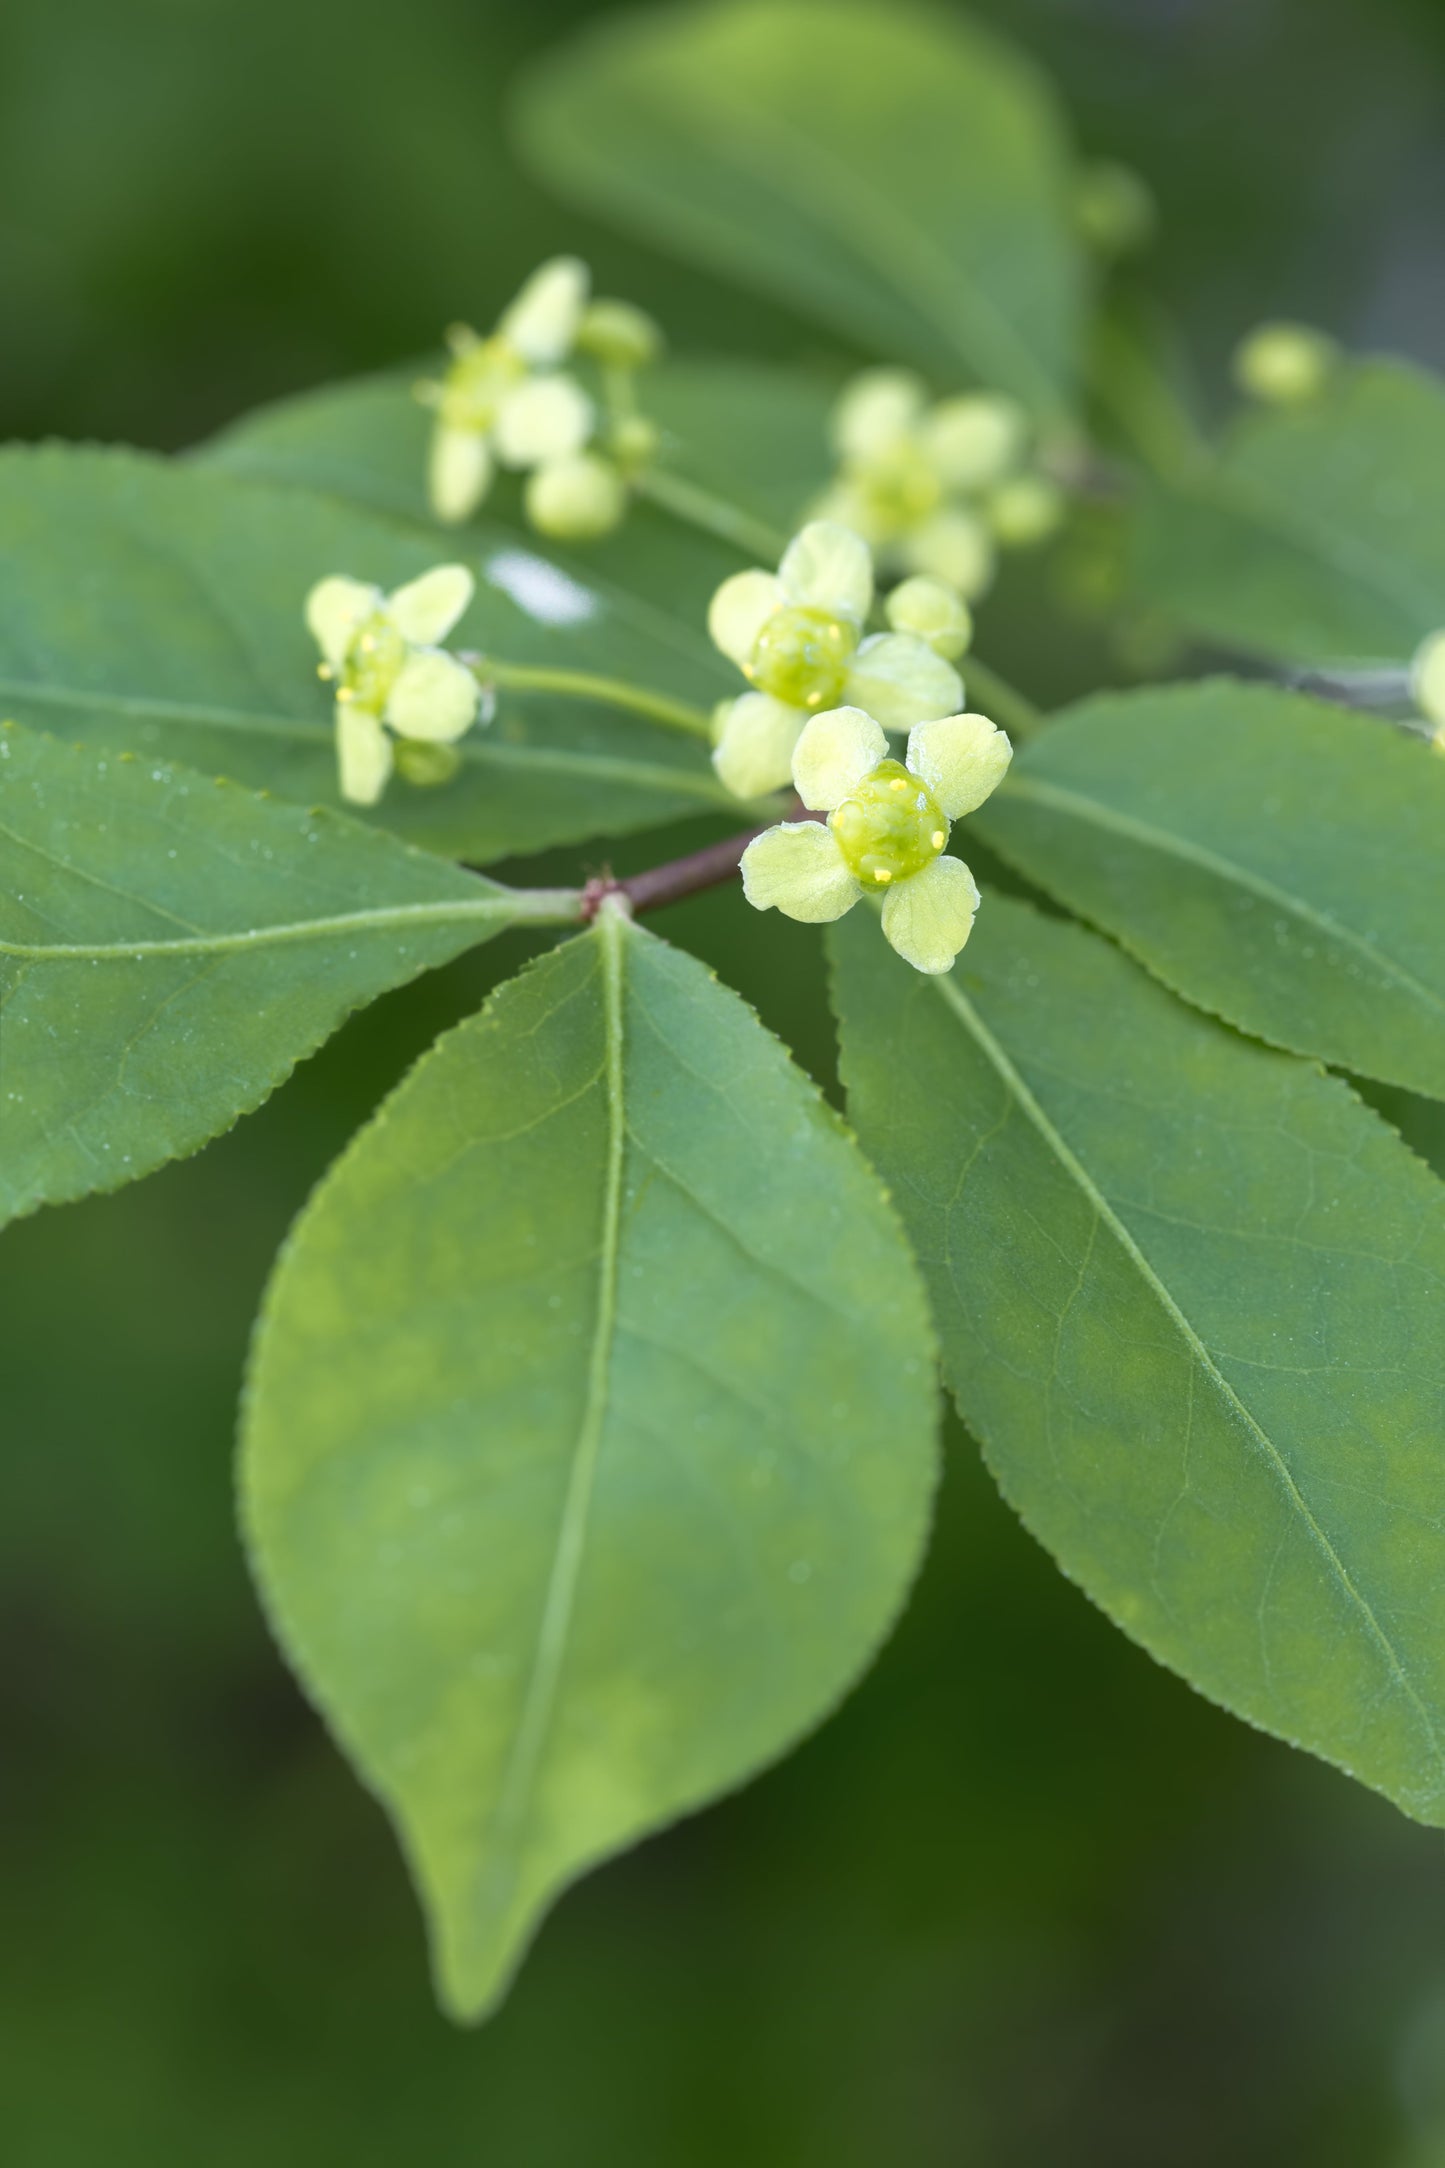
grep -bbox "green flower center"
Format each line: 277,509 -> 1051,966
341,612 -> 408,716
851,446 -> 943,537
747,605 -> 854,709
830,759 -> 948,888
441,336 -> 526,430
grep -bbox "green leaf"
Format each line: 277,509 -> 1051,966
975,681 -> 1445,1099
1133,360 -> 1445,664
242,908 -> 938,2021
831,892 -> 1445,1826
0,723 -> 570,1226
517,0 -> 1085,418
0,443 -> 740,862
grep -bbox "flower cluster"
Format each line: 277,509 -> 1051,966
707,521 -> 966,798
740,703 -> 1012,974
416,257 -> 661,541
811,370 -> 1064,601
306,565 -> 481,806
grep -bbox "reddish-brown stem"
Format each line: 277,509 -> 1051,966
579,802 -> 823,923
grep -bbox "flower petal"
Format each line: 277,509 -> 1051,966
711,692 -> 804,799
790,704 -> 888,812
881,854 -> 980,974
740,822 -> 860,923
903,509 -> 996,600
778,520 -> 873,623
1412,629 -> 1445,728
305,576 -> 379,668
383,650 -> 480,743
707,569 -> 784,666
336,705 -> 394,807
844,633 -> 962,732
494,374 -> 594,468
922,393 -> 1026,490
831,368 -> 926,464
387,563 -> 475,646
497,255 -> 590,365
905,712 -> 1012,818
428,425 -> 493,525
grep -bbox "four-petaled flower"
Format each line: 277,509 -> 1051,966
418,258 -> 595,527
740,704 -> 1012,975
708,521 -> 964,798
306,565 -> 480,806
813,369 -> 1060,599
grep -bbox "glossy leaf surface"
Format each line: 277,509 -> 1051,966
832,894 -> 1445,1825
0,724 -> 560,1224
243,911 -> 938,2020
977,682 -> 1445,1098
1134,361 -> 1445,664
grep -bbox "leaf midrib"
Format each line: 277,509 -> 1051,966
475,912 -> 629,1955
931,966 -> 1445,1779
998,771 -> 1445,1025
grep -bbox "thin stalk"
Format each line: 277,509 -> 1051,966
462,656 -> 714,742
964,657 -> 1046,741
633,467 -> 787,563
580,803 -> 817,923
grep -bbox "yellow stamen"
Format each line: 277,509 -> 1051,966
931,830 -> 945,848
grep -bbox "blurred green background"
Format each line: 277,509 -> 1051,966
4,1 -> 1445,2161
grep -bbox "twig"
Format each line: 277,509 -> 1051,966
579,802 -> 822,922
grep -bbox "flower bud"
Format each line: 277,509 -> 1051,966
578,298 -> 662,370
1075,160 -> 1156,256
1233,322 -> 1338,406
394,739 -> 463,788
985,474 -> 1065,549
885,575 -> 973,660
610,413 -> 661,473
525,454 -> 629,540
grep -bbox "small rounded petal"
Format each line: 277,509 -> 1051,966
336,705 -> 394,806
306,576 -> 379,668
885,575 -> 973,659
807,477 -> 888,545
1233,321 -> 1338,406
394,738 -> 463,788
384,650 -> 480,743
881,853 -> 980,974
904,508 -> 997,600
791,703 -> 888,811
494,373 -> 594,467
832,368 -> 926,463
712,692 -> 805,798
905,711 -> 1012,819
778,519 -> 874,624
740,821 -> 861,923
985,474 -> 1065,548
577,298 -> 662,369
428,424 -> 493,525
525,453 -> 628,539
923,394 -> 1027,490
387,563 -> 475,646
610,413 -> 660,471
708,568 -> 784,665
1411,630 -> 1445,729
498,256 -> 590,365
845,633 -> 963,732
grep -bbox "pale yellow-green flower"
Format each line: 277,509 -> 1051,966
740,703 -> 1012,974
707,521 -> 963,798
306,565 -> 480,806
418,258 -> 594,526
814,370 -> 1048,600
1233,321 -> 1338,407
1411,629 -> 1445,746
